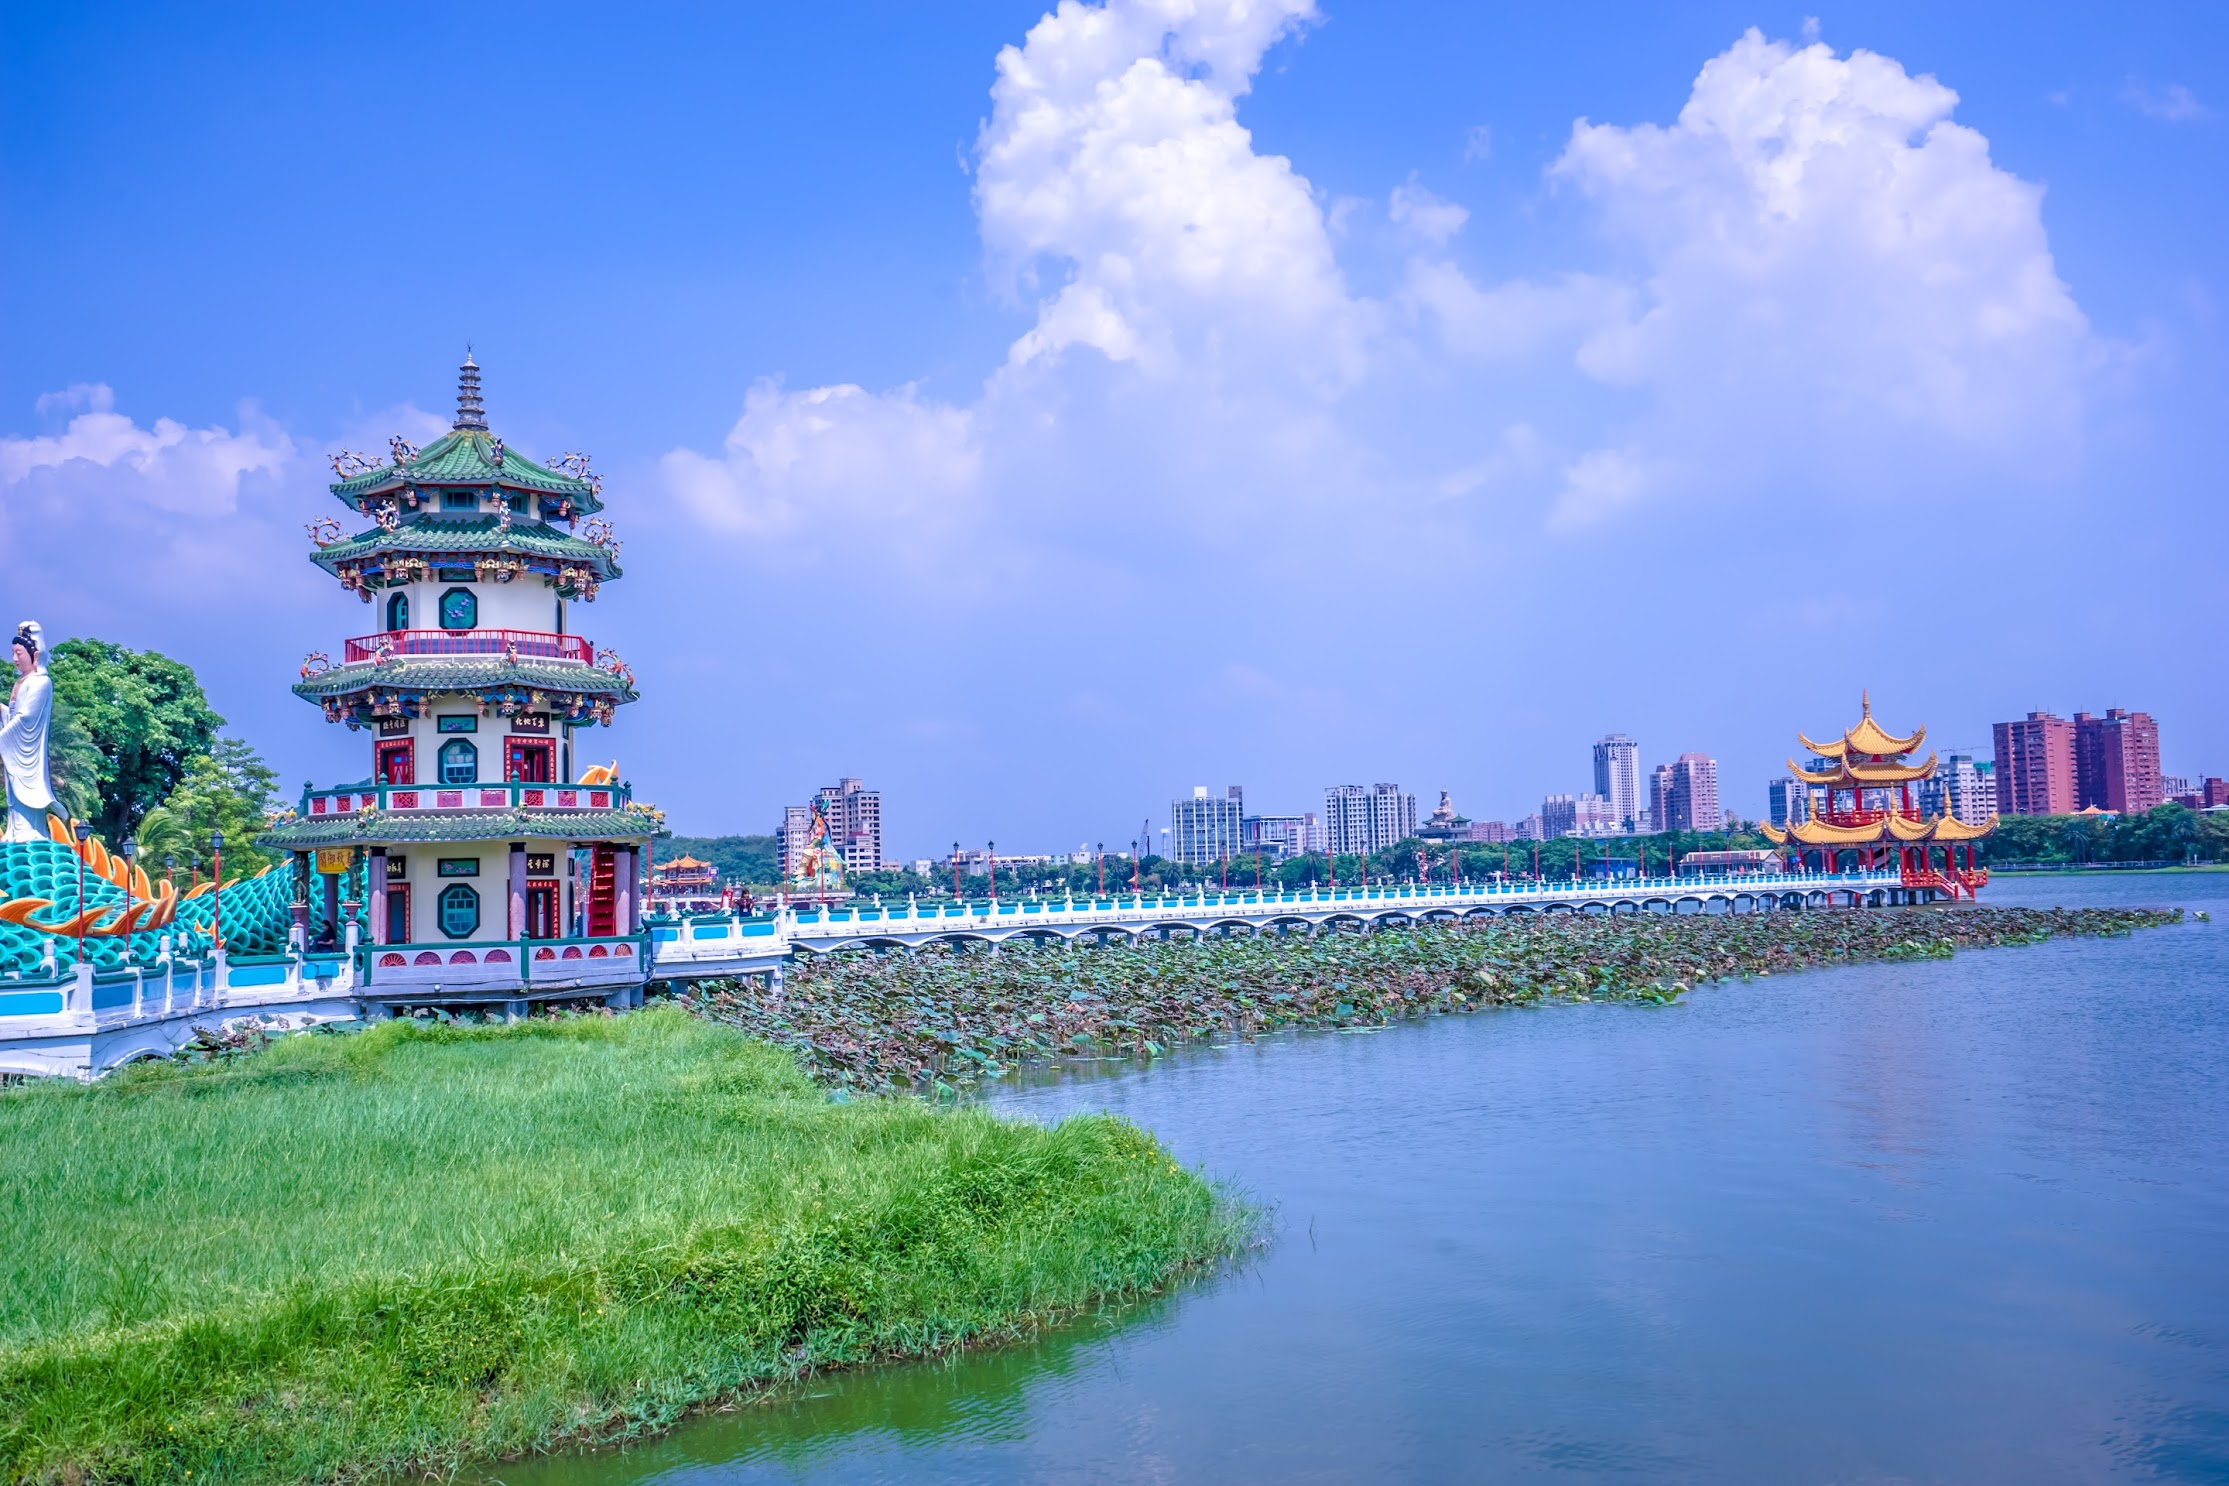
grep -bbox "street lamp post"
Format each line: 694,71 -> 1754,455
952,840 -> 961,900
211,829 -> 225,953
1130,839 -> 1139,893
121,839 -> 137,962
1096,842 -> 1104,896
987,841 -> 996,903
72,820 -> 90,969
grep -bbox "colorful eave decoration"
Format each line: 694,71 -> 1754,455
1762,811 -> 1996,847
310,518 -> 620,601
295,661 -> 635,729
328,428 -> 604,517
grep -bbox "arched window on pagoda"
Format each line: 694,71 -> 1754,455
439,738 -> 479,785
387,591 -> 409,631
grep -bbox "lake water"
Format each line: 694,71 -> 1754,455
496,873 -> 2229,1484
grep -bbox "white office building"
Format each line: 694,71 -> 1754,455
1545,792 -> 1621,838
1917,751 -> 1996,826
1766,776 -> 1813,829
1246,812 -> 1322,859
1593,734 -> 1642,833
1325,783 -> 1417,855
1171,785 -> 1246,866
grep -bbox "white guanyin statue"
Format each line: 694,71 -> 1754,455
1,620 -> 55,843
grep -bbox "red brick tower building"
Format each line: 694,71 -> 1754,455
2075,709 -> 2163,814
1992,712 -> 2076,816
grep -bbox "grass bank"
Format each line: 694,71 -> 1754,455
694,905 -> 2181,1092
0,1010 -> 1243,1485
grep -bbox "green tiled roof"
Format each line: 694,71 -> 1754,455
310,516 -> 621,581
330,429 -> 605,515
261,807 -> 662,850
292,655 -> 639,704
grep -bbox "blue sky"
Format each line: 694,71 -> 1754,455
3,1 -> 2223,855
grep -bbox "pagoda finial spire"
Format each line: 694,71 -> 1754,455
454,348 -> 488,431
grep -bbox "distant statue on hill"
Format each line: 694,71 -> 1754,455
1,620 -> 54,843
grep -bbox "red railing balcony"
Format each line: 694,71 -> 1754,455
1813,806 -> 1930,829
342,629 -> 594,665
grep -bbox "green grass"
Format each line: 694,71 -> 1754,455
0,1009 -> 1242,1484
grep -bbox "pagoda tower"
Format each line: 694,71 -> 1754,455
1758,694 -> 1995,901
261,356 -> 660,1006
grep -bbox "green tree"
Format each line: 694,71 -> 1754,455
135,736 -> 279,884
4,639 -> 225,842
661,834 -> 780,885
43,699 -> 103,826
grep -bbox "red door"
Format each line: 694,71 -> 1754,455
377,741 -> 414,786
385,884 -> 411,945
587,846 -> 617,937
525,881 -> 557,939
505,738 -> 553,783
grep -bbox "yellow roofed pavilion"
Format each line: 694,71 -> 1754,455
1758,694 -> 1994,900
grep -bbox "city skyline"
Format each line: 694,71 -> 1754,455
788,692 -> 2203,859
4,4 -> 2222,848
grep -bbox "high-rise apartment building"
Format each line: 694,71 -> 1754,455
1940,751 -> 1994,825
1592,733 -> 1642,832
1667,754 -> 1720,832
1324,783 -> 1417,855
775,778 -> 884,878
1545,793 -> 1617,837
2075,709 -> 2163,814
1766,776 -> 1812,829
1648,764 -> 1675,834
816,777 -> 882,874
1171,785 -> 1245,865
775,803 -> 812,879
1245,812 -> 1322,859
1993,712 -> 2076,816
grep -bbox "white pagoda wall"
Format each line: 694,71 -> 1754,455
381,577 -> 568,634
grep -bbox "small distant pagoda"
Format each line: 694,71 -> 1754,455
260,355 -> 662,1006
649,854 -> 723,916
1759,693 -> 1995,901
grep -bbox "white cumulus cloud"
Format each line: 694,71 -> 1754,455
1540,28 -> 2091,523
666,0 -> 1377,565
2121,77 -> 2214,123
661,380 -> 980,544
669,13 -> 2101,569
0,384 -> 293,516
1388,177 -> 1469,246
